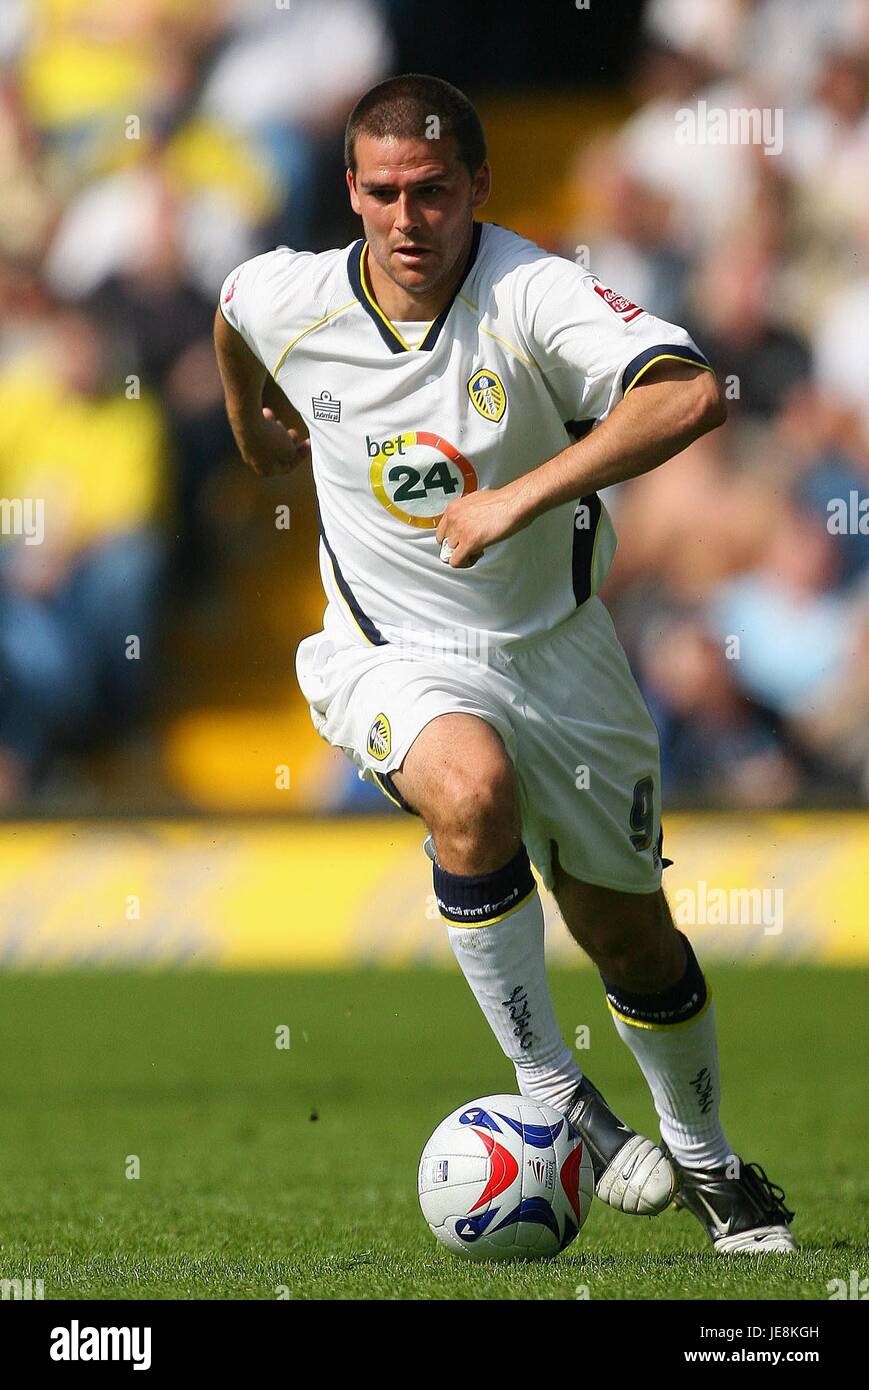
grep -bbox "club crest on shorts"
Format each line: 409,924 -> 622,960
467,368 -> 506,422
367,712 -> 391,761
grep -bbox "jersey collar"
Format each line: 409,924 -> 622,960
347,221 -> 483,354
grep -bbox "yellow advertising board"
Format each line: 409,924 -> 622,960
0,813 -> 866,968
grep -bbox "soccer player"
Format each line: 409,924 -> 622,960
215,74 -> 796,1253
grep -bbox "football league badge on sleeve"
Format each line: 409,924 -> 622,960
367,712 -> 392,761
467,368 -> 506,422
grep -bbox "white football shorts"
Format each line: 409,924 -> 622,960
295,596 -> 666,894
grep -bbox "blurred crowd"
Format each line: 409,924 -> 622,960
0,0 -> 394,804
0,0 -> 867,810
565,0 -> 869,806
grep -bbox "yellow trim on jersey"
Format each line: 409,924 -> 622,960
273,302 -> 357,375
479,326 -> 537,368
623,353 -> 715,396
456,295 -> 539,369
439,885 -> 537,929
588,502 -> 603,589
360,243 -> 433,351
606,990 -> 713,1031
570,493 -> 605,605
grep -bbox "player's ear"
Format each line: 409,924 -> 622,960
471,161 -> 492,211
346,167 -> 362,215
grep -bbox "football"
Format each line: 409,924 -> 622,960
418,1093 -> 594,1260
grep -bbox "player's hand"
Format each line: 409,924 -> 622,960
435,486 -> 528,568
241,407 -> 312,477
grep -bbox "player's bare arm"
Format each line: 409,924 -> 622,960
213,308 -> 311,478
436,360 -> 726,567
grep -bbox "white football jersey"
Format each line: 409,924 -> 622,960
219,221 -> 709,649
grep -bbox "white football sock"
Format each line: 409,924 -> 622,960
434,843 -> 581,1114
603,934 -> 734,1171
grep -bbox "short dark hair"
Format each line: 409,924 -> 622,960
344,73 -> 486,177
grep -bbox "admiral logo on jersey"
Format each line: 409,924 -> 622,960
312,390 -> 341,421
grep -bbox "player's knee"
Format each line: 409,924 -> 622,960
429,755 -> 519,865
434,756 -> 516,833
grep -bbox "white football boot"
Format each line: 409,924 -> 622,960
563,1076 -> 676,1216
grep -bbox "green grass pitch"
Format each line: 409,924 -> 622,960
0,966 -> 865,1300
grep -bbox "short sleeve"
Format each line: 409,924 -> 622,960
517,255 -> 712,425
218,247 -> 308,376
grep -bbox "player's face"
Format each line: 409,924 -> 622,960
347,134 -> 491,298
